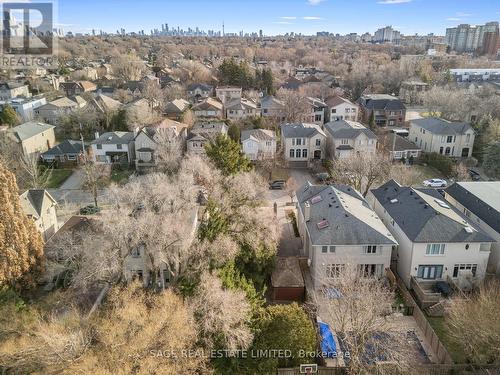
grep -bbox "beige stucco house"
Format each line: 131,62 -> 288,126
280,123 -> 326,168
296,182 -> 397,289
409,117 -> 475,158
10,121 -> 55,155
20,189 -> 58,241
324,120 -> 377,159
369,180 -> 493,289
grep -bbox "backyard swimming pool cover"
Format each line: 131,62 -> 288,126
319,322 -> 337,357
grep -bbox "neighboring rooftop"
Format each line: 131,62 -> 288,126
11,121 -> 55,142
379,133 -> 421,151
371,180 -> 493,243
410,117 -> 472,135
41,139 -> 84,156
281,122 -> 326,138
92,131 -> 135,145
445,182 -> 500,233
19,189 -> 56,220
241,128 -> 276,142
325,120 -> 377,140
296,182 -> 396,246
360,94 -> 406,110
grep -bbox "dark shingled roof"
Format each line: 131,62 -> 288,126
296,182 -> 396,246
410,118 -> 472,135
42,139 -> 84,157
371,180 -> 493,243
360,94 -> 406,111
380,133 -> 420,152
325,120 -> 377,140
281,123 -> 326,138
445,182 -> 500,234
92,131 -> 134,145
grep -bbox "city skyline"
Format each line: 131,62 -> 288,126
58,0 -> 499,37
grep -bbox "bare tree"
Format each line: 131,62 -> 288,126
445,280 -> 500,364
111,53 -> 147,81
82,159 -> 109,207
311,262 -> 414,374
154,128 -> 184,174
388,164 -> 423,187
18,152 -> 52,189
329,153 -> 392,197
189,272 -> 253,351
276,88 -> 310,123
141,80 -> 163,113
286,176 -> 298,202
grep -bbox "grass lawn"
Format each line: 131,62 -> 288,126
110,169 -> 134,184
412,164 -> 445,181
427,316 -> 468,363
45,169 -> 73,188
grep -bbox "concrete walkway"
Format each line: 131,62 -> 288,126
59,169 -> 84,190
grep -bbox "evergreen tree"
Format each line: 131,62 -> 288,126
0,104 -> 20,127
0,161 -> 44,287
205,134 -> 252,176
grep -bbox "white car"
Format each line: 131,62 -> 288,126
423,179 -> 447,187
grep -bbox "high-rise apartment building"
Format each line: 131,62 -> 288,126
446,22 -> 499,53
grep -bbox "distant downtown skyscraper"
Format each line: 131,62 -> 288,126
445,21 -> 499,54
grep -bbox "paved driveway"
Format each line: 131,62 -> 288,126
58,169 -> 84,190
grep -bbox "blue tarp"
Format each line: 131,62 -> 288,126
319,322 -> 337,358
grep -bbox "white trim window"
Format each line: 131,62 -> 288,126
363,245 -> 378,254
453,264 -> 477,278
426,243 -> 445,255
326,264 -> 344,278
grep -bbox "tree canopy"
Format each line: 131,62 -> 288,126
0,161 -> 44,287
205,134 -> 252,176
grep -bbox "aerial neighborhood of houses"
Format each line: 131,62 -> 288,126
0,17 -> 500,374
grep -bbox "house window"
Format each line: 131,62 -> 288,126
316,139 -> 321,146
326,264 -> 344,278
417,265 -> 443,279
358,264 -> 384,277
97,144 -> 102,149
263,109 -> 268,114
315,114 -> 322,122
117,144 -> 123,149
296,138 -> 302,146
439,147 -> 443,154
466,134 -> 471,143
346,108 -> 350,113
341,139 -> 349,145
446,136 -> 453,143
452,264 -> 477,278
131,247 -> 141,258
266,141 -> 271,146
331,109 -> 337,114
302,149 -> 308,158
322,246 -> 328,253
426,244 -> 445,255
290,149 -> 295,158
445,147 -> 451,155
364,245 -> 377,254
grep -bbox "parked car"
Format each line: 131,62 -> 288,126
468,169 -> 481,181
269,180 -> 286,190
423,179 -> 447,188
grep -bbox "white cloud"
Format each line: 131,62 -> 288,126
303,16 -> 323,20
378,0 -> 412,4
456,12 -> 471,17
274,21 -> 293,25
307,0 -> 325,5
446,17 -> 461,21
280,16 -> 297,20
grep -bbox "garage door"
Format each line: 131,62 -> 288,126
287,161 -> 308,169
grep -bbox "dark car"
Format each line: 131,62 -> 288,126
468,169 -> 481,181
269,180 -> 286,190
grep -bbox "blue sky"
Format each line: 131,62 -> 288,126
56,0 -> 499,36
